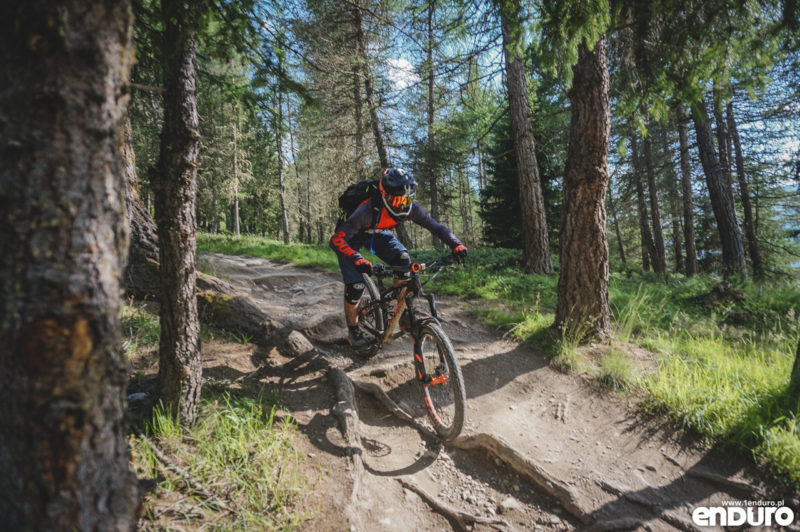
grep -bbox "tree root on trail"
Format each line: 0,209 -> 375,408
589,517 -> 649,531
686,468 -> 763,498
328,367 -> 364,508
449,433 -> 590,524
397,477 -> 512,532
351,380 -> 415,423
597,479 -> 703,532
140,435 -> 234,514
348,375 -> 591,525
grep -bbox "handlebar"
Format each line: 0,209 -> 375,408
371,253 -> 458,277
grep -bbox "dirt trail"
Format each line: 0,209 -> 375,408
199,251 -> 798,531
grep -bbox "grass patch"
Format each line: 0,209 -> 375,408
132,388 -> 306,530
198,233 -> 340,273
595,348 -> 638,391
121,302 -> 160,357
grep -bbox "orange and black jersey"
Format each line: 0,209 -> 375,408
330,198 -> 462,262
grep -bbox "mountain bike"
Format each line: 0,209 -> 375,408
357,254 -> 466,441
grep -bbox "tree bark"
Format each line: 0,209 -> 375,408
497,0 -> 552,274
0,1 -> 139,528
153,0 -> 203,424
791,337 -> 800,395
643,135 -> 667,273
676,103 -> 698,276
555,37 -> 611,341
727,102 -> 763,279
352,65 -> 365,180
692,102 -> 747,280
631,133 -> 656,271
232,107 -> 241,237
276,87 -> 291,244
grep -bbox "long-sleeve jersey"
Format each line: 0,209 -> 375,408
330,199 -> 463,262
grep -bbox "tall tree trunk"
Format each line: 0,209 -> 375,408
692,102 -> 747,280
632,133 -> 656,271
644,135 -> 667,273
713,103 -> 734,193
353,5 -> 389,169
352,3 -> 412,248
154,0 -> 202,424
676,102 -> 698,276
233,107 -> 241,237
497,0 -> 552,274
287,101 -> 306,242
276,89 -> 291,244
352,65 -> 365,180
211,171 -> 220,233
607,183 -> 627,264
306,143 -> 313,243
791,337 -> 800,395
727,102 -> 764,279
0,1 -> 139,527
556,37 -> 611,341
427,0 -> 442,248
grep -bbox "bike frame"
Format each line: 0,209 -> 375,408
360,256 -> 450,345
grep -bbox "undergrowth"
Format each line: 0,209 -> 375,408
196,233 -> 800,492
131,389 -> 306,530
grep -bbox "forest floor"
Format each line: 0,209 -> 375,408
136,251 -> 800,531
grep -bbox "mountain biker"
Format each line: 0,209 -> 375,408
330,168 -> 468,348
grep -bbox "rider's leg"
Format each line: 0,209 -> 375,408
343,282 -> 365,327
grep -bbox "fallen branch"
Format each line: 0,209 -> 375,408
140,435 -> 234,514
397,478 -> 511,531
449,433 -> 590,524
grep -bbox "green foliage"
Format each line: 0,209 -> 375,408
133,389 -> 306,529
121,303 -> 160,357
595,348 -> 638,391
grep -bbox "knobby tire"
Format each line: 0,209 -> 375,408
414,322 -> 466,440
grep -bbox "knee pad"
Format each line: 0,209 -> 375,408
344,282 -> 365,304
390,251 -> 411,268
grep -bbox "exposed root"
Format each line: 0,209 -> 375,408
687,468 -> 763,498
448,433 -> 591,524
589,517 -> 648,531
351,380 -> 415,423
597,480 -> 703,532
328,367 -> 364,507
140,435 -> 234,514
397,478 -> 512,532
596,479 -> 658,511
350,375 -> 591,524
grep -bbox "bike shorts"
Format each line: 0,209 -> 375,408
338,231 -> 408,285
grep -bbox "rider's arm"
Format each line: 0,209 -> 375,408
407,203 -> 463,249
329,202 -> 374,262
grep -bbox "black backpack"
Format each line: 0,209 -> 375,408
337,179 -> 381,227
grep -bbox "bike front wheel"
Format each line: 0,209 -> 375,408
414,322 -> 466,440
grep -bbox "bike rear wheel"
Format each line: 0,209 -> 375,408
359,274 -> 385,339
414,322 -> 466,440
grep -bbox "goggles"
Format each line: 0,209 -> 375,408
387,195 -> 413,208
